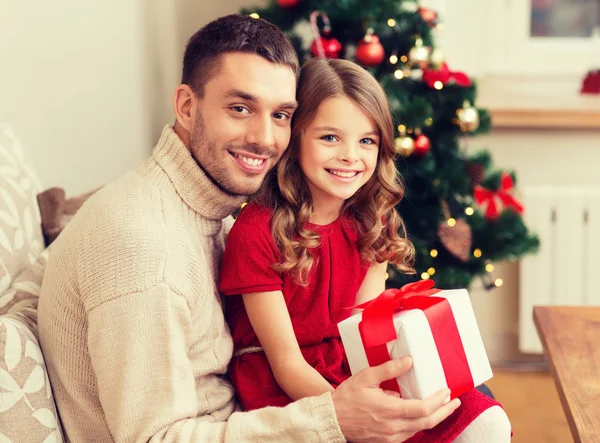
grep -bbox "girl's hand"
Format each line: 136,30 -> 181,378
331,356 -> 461,443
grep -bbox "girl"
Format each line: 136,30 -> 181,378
219,58 -> 511,442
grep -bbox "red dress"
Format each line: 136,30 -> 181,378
219,203 -> 504,441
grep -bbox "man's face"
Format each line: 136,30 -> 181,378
190,53 -> 297,196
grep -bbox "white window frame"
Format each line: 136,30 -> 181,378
487,0 -> 600,77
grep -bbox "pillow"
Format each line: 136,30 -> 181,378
0,313 -> 63,442
0,124 -> 45,296
37,187 -> 98,247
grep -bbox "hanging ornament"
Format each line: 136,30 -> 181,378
277,0 -> 300,7
474,173 -> 524,220
394,135 -> 414,157
309,11 -> 342,59
356,28 -> 385,67
456,101 -> 480,132
413,131 -> 431,156
418,7 -> 438,27
408,37 -> 430,69
437,200 -> 473,262
465,162 -> 485,187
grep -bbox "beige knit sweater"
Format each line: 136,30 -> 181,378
38,126 -> 345,443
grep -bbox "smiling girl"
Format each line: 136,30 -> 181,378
219,58 -> 510,442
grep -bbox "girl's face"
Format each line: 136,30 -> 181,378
299,95 -> 380,215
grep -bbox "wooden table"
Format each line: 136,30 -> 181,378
534,306 -> 600,443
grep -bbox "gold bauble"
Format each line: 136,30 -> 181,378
456,102 -> 480,132
408,38 -> 430,67
394,136 -> 415,156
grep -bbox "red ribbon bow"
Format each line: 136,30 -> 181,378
474,173 -> 524,220
355,280 -> 473,398
422,62 -> 472,88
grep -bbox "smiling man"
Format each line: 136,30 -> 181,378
38,14 -> 460,443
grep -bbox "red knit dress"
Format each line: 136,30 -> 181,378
219,203 -> 503,442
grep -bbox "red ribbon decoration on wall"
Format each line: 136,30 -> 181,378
474,173 -> 524,220
354,280 -> 474,398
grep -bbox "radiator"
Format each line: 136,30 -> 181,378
519,186 -> 600,354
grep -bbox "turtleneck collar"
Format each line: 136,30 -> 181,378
152,125 -> 247,220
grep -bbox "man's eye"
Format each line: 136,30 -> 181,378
231,106 -> 249,114
273,112 -> 290,120
321,135 -> 338,142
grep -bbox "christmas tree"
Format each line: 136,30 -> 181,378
242,0 -> 539,290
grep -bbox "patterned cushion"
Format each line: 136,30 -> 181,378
0,313 -> 63,442
0,123 -> 44,296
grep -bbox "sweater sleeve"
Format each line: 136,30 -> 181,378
86,283 -> 345,443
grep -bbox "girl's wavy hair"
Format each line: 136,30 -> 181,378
255,58 -> 415,285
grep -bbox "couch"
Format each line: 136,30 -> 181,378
0,123 -> 63,442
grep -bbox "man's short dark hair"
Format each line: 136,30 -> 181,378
182,14 -> 299,96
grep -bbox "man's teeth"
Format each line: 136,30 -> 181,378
234,153 -> 264,166
329,170 -> 358,178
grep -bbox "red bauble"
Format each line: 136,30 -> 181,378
311,37 -> 342,59
419,7 -> 438,26
355,35 -> 385,67
277,0 -> 300,7
413,134 -> 431,156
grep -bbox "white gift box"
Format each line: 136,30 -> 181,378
338,289 -> 493,400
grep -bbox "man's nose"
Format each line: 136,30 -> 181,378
245,114 -> 275,150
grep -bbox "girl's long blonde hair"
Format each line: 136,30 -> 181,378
255,58 -> 415,285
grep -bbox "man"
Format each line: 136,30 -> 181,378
38,14 -> 460,442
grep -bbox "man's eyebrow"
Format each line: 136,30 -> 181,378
223,89 -> 257,102
223,89 -> 298,110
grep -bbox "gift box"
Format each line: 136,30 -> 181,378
338,280 -> 493,401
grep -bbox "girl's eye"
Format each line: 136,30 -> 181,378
360,137 -> 377,145
231,106 -> 250,114
321,134 -> 338,142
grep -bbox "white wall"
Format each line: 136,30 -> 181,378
0,0 -> 154,195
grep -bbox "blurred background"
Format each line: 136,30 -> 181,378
2,1 -> 600,441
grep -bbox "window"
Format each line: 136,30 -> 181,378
487,0 -> 600,76
531,0 -> 600,38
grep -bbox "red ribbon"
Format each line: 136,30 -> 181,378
354,280 -> 473,398
474,173 -> 524,220
422,62 -> 472,88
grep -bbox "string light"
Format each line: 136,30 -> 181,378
434,81 -> 444,90
465,207 -> 474,216
430,249 -> 438,258
385,272 -> 389,280
394,70 -> 404,79
447,218 -> 456,227
473,248 -> 482,258
427,267 -> 435,275
425,118 -> 433,126
421,272 -> 430,280
494,278 -> 503,287
400,55 -> 408,63
389,54 -> 399,64
387,18 -> 396,27
398,124 -> 406,133
249,12 -> 260,18
485,264 -> 494,272
407,128 -> 414,134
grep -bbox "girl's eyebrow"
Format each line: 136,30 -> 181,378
313,126 -> 379,137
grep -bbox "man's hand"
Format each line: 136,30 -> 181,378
331,357 -> 461,443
